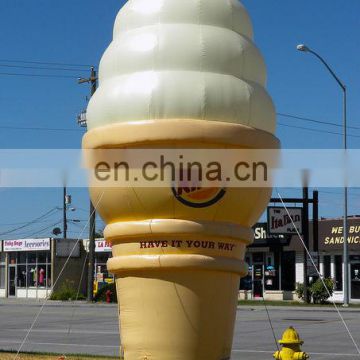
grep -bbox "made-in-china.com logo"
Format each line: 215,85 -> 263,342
172,186 -> 226,208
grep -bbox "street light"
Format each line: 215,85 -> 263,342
297,44 -> 349,306
77,109 -> 88,128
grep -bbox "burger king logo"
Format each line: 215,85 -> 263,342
172,186 -> 226,208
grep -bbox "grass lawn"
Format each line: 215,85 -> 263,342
0,353 -> 120,360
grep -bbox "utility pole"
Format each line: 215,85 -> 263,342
78,67 -> 98,302
63,186 -> 67,239
313,190 -> 319,271
302,187 -> 310,303
297,44 -> 349,305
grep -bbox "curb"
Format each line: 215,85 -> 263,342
0,300 -> 117,308
237,305 -> 360,313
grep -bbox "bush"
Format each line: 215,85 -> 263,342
50,279 -> 85,301
310,278 -> 334,304
295,282 -> 305,301
295,278 -> 334,304
94,282 -> 117,303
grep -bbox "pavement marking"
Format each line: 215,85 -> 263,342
1,343 -> 357,357
0,340 -> 118,349
232,349 -> 359,357
0,328 -> 118,335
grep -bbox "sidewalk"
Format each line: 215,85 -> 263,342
1,298 -> 360,312
0,298 -> 117,308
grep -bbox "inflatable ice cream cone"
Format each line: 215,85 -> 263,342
83,1 -> 279,359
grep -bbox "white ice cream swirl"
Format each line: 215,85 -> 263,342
87,0 -> 276,134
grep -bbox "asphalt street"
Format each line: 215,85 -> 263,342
1,301 -> 360,360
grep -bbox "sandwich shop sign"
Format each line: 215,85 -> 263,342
267,207 -> 303,235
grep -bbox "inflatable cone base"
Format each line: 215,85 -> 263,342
116,270 -> 239,360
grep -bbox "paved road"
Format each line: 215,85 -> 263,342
1,302 -> 360,359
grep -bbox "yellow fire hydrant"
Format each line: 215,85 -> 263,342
273,326 -> 309,360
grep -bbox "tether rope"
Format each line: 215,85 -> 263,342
277,190 -> 360,357
13,192 -> 104,360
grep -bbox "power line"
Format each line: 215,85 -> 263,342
0,208 -> 60,236
278,112 -> 360,131
278,122 -> 360,138
319,190 -> 360,198
25,220 -> 63,238
4,220 -> 63,239
0,125 -> 82,132
0,219 -> 63,226
0,59 -> 94,68
0,72 -> 79,79
0,64 -> 89,72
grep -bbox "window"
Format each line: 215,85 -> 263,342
281,251 -> 296,291
323,255 -> 331,279
252,252 -> 263,263
9,253 -> 16,265
334,255 -> 343,291
38,252 -> 47,264
28,265 -> 37,287
11,252 -> 52,290
95,253 -> 114,280
0,253 -> 5,289
18,253 -> 26,264
28,253 -> 36,264
37,265 -> 46,288
0,266 -> 5,288
17,265 -> 26,288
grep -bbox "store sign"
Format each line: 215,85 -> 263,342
95,240 -> 112,252
267,207 -> 303,235
254,226 -> 267,240
3,238 -> 50,252
320,222 -> 360,249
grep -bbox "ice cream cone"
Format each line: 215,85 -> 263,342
83,1 -> 279,359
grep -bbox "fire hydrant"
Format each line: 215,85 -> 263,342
105,289 -> 112,303
273,327 -> 309,360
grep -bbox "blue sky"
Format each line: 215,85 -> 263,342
0,0 -> 360,238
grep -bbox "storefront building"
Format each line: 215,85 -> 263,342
0,238 -> 87,299
239,223 -> 295,301
0,237 -> 115,299
2,219 -> 359,303
313,217 -> 360,303
240,217 -> 360,303
83,238 -> 115,295
0,238 -> 52,299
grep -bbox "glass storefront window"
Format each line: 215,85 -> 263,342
28,265 -> 37,287
7,251 -> 52,291
28,253 -> 36,264
323,255 -> 331,279
94,253 -> 114,286
47,264 -> 52,288
281,251 -> 296,291
37,265 -> 46,288
9,253 -> 16,265
17,265 -> 26,288
335,255 -> 343,291
0,265 -> 5,288
18,253 -> 26,264
38,252 -> 47,264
